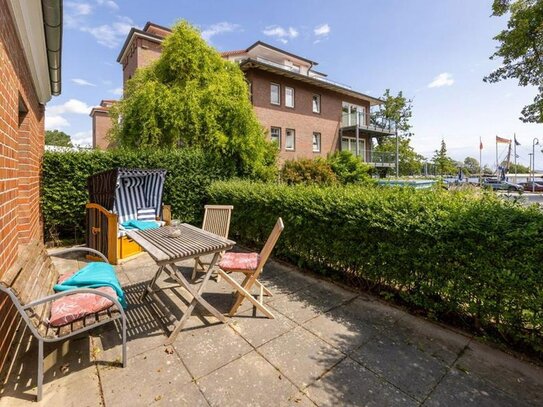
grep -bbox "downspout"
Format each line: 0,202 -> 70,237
41,0 -> 63,96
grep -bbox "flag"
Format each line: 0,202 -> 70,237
514,136 -> 520,146
479,138 -> 483,150
496,136 -> 511,144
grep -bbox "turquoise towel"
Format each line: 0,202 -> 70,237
54,262 -> 127,309
121,219 -> 159,231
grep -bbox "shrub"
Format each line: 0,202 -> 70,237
280,157 -> 337,185
327,151 -> 373,184
42,148 -> 234,241
208,180 -> 543,357
110,21 -> 277,180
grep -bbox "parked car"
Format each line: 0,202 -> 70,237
519,181 -> 543,192
482,179 -> 523,192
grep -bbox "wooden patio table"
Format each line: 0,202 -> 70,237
126,224 -> 235,344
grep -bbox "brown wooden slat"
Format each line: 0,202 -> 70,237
127,224 -> 235,263
0,240 -> 41,287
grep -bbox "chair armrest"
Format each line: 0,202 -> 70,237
52,247 -> 109,263
23,288 -> 125,318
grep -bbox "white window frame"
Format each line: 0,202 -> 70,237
312,132 -> 321,153
285,87 -> 294,108
285,129 -> 295,151
270,127 -> 281,148
312,94 -> 321,113
270,83 -> 280,105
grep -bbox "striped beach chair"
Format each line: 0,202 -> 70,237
86,168 -> 171,264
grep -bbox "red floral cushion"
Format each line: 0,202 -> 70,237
49,272 -> 115,327
219,252 -> 260,271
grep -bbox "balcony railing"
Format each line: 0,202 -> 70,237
256,57 -> 301,73
254,57 -> 353,90
341,112 -> 395,134
344,148 -> 396,167
369,151 -> 396,165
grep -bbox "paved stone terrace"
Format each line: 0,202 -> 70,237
1,249 -> 542,406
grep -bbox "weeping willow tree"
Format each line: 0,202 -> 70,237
110,21 -> 277,179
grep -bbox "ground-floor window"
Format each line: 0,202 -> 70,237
341,137 -> 366,160
285,129 -> 295,151
270,127 -> 281,148
312,132 -> 321,152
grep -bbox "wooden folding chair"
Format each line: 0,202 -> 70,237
191,205 -> 233,281
217,217 -> 284,318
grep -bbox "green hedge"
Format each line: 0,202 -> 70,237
42,148 -> 234,240
208,180 -> 543,356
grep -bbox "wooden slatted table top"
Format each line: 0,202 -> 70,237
126,224 -> 235,263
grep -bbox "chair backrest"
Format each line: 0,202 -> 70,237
0,240 -> 58,331
257,217 -> 284,272
202,205 -> 233,238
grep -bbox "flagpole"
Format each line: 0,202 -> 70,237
495,135 -> 498,175
479,137 -> 482,185
514,133 -> 517,183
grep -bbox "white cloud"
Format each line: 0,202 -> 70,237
45,115 -> 70,130
71,78 -> 96,87
64,2 -> 93,28
201,22 -> 240,42
428,72 -> 455,88
71,130 -> 93,146
262,25 -> 298,43
314,23 -> 330,37
110,87 -> 123,96
47,99 -> 93,116
81,16 -> 133,48
65,1 -> 93,16
96,0 -> 119,10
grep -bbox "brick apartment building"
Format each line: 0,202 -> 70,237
0,0 -> 62,371
92,22 -> 395,166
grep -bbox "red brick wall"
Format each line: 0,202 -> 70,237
246,69 -> 371,161
122,37 -> 163,85
0,0 -> 45,372
92,110 -> 114,149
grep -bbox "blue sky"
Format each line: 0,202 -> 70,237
47,0 -> 541,168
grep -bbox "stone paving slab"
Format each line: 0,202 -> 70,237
258,326 -> 345,389
0,336 -> 101,406
2,249 -> 542,407
99,345 -> 205,406
197,351 -> 302,407
422,366 -> 528,407
305,357 -> 417,406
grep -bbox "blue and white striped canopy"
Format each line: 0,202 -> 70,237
88,168 -> 167,224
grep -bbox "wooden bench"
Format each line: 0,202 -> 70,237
0,240 -> 127,401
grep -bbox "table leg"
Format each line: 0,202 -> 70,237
141,265 -> 164,301
165,252 -> 226,344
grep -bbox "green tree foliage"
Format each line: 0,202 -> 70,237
372,89 -> 413,133
377,137 -> 424,176
45,130 -> 73,147
508,162 -> 531,173
110,21 -> 277,179
327,151 -> 373,184
483,165 -> 494,175
373,89 -> 424,175
280,158 -> 337,186
432,140 -> 457,175
463,157 -> 480,175
209,180 -> 543,357
485,0 -> 543,123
